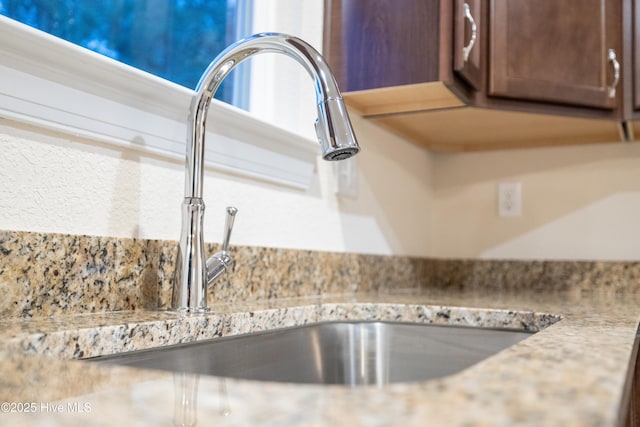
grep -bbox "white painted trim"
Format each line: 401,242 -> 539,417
0,15 -> 319,189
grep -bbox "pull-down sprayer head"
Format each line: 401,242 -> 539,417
315,97 -> 360,161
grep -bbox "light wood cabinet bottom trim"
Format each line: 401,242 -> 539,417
371,107 -> 625,152
343,82 -> 465,116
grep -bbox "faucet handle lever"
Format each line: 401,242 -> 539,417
221,206 -> 238,252
205,206 -> 238,288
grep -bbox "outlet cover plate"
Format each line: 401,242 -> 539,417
498,181 -> 522,217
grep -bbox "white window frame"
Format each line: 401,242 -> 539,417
0,11 -> 321,190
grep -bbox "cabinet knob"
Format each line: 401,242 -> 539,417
462,3 -> 477,62
607,49 -> 620,99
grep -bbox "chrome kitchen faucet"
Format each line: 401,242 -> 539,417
171,33 -> 360,313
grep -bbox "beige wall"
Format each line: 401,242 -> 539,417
0,111 -> 433,257
431,141 -> 640,260
4,107 -> 640,261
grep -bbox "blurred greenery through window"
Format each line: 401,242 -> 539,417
0,0 -> 252,106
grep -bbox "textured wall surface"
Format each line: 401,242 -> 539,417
0,112 -> 433,257
431,142 -> 640,260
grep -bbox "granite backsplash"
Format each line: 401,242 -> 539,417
1,229 -> 639,318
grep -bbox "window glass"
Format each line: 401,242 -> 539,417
0,0 -> 250,105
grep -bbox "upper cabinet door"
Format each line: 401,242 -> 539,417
454,0 -> 483,89
489,0 -> 622,109
634,0 -> 640,110
323,0 -> 441,92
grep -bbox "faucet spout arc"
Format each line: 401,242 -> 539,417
185,32 -> 358,199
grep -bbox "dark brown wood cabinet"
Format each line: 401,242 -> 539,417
624,334 -> 640,427
634,0 -> 640,111
324,0 -> 627,151
323,0 -> 467,117
628,0 -> 640,140
323,0 -> 441,92
489,0 -> 622,110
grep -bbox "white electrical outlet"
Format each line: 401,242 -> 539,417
498,182 -> 522,217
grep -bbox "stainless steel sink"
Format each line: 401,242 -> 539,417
87,321 -> 532,386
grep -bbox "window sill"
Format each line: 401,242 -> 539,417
0,16 -> 319,189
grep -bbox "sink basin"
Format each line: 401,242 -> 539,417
87,321 -> 532,386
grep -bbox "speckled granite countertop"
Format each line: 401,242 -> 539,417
1,289 -> 639,427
